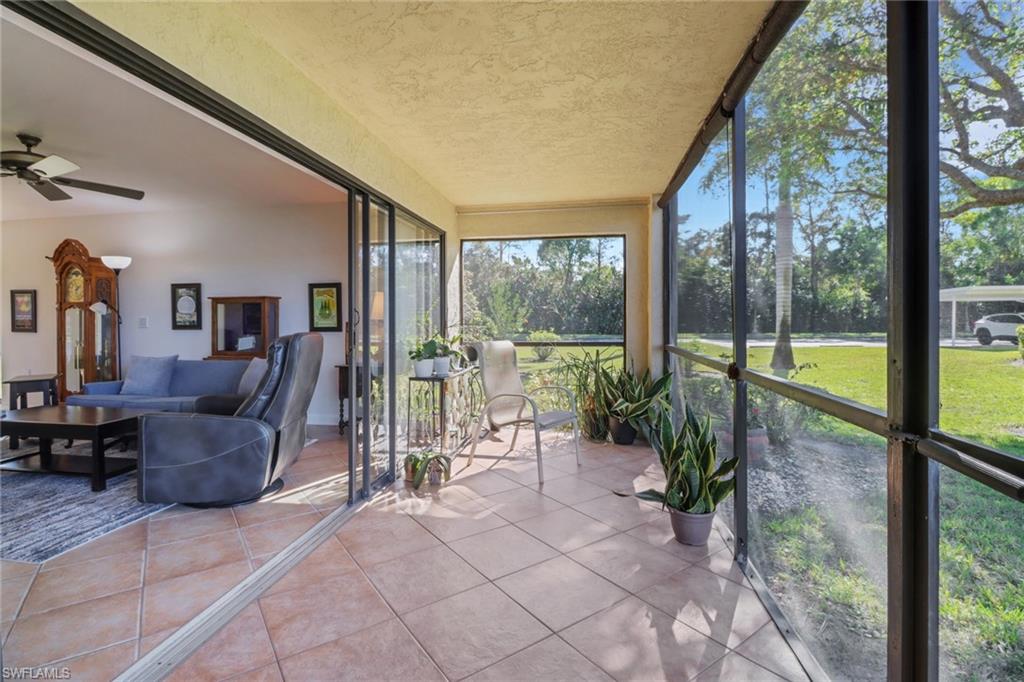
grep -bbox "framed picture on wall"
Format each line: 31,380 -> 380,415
308,282 -> 342,332
10,290 -> 37,333
171,283 -> 202,330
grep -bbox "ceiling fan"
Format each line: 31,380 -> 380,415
1,133 -> 145,202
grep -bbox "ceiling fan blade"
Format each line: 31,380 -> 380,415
28,155 -> 80,178
52,177 -> 144,200
29,180 -> 72,201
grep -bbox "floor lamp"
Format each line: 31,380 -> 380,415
99,255 -> 131,378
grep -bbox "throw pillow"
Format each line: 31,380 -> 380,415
120,355 -> 178,396
237,357 -> 268,397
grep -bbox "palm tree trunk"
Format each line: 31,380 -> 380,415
771,170 -> 796,376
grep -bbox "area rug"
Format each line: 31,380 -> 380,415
0,441 -> 169,563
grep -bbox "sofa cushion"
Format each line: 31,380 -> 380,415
68,393 -> 199,411
121,355 -> 178,396
168,360 -> 249,396
237,358 -> 268,397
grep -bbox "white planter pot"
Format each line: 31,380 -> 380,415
433,355 -> 452,377
414,359 -> 434,378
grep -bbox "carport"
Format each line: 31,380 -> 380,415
940,285 -> 1024,345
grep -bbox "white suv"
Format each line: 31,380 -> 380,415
973,313 -> 1024,345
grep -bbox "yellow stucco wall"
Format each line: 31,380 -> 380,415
456,199 -> 661,370
73,1 -> 457,233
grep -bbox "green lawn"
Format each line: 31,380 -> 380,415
679,340 -> 1023,678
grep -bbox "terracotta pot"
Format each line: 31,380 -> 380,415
608,417 -> 637,445
747,427 -> 769,461
668,508 -> 715,546
404,459 -> 418,482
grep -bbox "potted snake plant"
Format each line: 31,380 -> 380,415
403,449 -> 452,488
604,366 -> 672,445
617,403 -> 738,545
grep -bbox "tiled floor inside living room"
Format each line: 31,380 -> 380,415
1,428 -> 808,681
0,426 -> 349,679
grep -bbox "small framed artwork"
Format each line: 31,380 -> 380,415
171,283 -> 202,330
309,282 -> 342,332
10,290 -> 37,333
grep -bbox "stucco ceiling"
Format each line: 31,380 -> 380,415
1,17 -> 343,221
230,1 -> 772,207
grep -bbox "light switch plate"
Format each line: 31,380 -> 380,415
138,316 -> 149,329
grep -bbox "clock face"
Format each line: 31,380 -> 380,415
65,267 -> 85,303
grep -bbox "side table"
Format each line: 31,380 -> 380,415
3,374 -> 59,449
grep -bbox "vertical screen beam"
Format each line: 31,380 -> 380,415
361,195 -> 372,498
387,205 -> 397,480
346,194 -> 357,505
730,106 -> 749,559
886,2 -> 940,679
664,193 -> 678,365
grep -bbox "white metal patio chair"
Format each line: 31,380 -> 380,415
467,340 -> 581,483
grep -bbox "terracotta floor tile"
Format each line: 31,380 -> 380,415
0,559 -> 38,581
402,583 -> 549,680
561,596 -> 728,682
226,663 -> 284,682
142,560 -> 251,636
693,547 -> 752,587
449,468 -> 524,497
530,475 -> 609,506
232,490 -> 317,528
1,574 -> 34,621
636,566 -> 771,648
448,524 -> 559,579
466,635 -> 613,681
241,512 -> 321,557
287,453 -> 344,477
336,510 -> 440,566
145,529 -> 247,585
43,520 -> 148,569
278,618 -> 443,682
569,533 -> 690,593
734,622 -> 810,681
579,465 -> 648,492
495,556 -> 629,631
2,620 -> 13,646
3,589 -> 140,667
626,515 -> 728,562
286,472 -> 348,511
488,455 -> 572,486
409,496 -> 508,542
364,544 -> 486,614
572,494 -> 662,531
149,508 -> 237,546
55,641 -> 137,682
21,550 -> 143,616
254,537 -> 360,597
693,652 -> 785,681
516,507 -> 617,552
483,486 -> 565,523
258,571 -> 392,659
159,604 -> 276,682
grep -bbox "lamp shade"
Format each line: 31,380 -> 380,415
101,255 -> 132,271
370,291 -> 385,322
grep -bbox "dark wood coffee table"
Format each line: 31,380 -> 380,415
0,406 -> 146,491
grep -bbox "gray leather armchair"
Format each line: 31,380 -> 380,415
137,332 -> 324,506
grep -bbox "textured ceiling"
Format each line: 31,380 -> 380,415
230,1 -> 772,207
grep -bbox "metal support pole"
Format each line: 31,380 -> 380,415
730,102 -> 749,560
886,2 -> 940,679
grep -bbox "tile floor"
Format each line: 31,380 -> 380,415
0,427 -> 348,679
1,428 -> 809,681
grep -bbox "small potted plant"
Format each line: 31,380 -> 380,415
604,365 -> 672,445
432,334 -> 465,377
409,338 -> 438,378
403,449 -> 452,488
617,403 -> 738,545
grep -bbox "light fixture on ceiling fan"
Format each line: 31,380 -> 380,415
1,133 -> 145,202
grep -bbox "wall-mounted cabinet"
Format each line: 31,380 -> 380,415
207,296 -> 280,360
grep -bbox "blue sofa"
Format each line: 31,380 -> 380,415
67,359 -> 251,412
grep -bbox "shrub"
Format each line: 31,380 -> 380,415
528,330 -> 560,361
1018,325 -> 1024,360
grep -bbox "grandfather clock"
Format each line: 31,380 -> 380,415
50,239 -> 120,400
